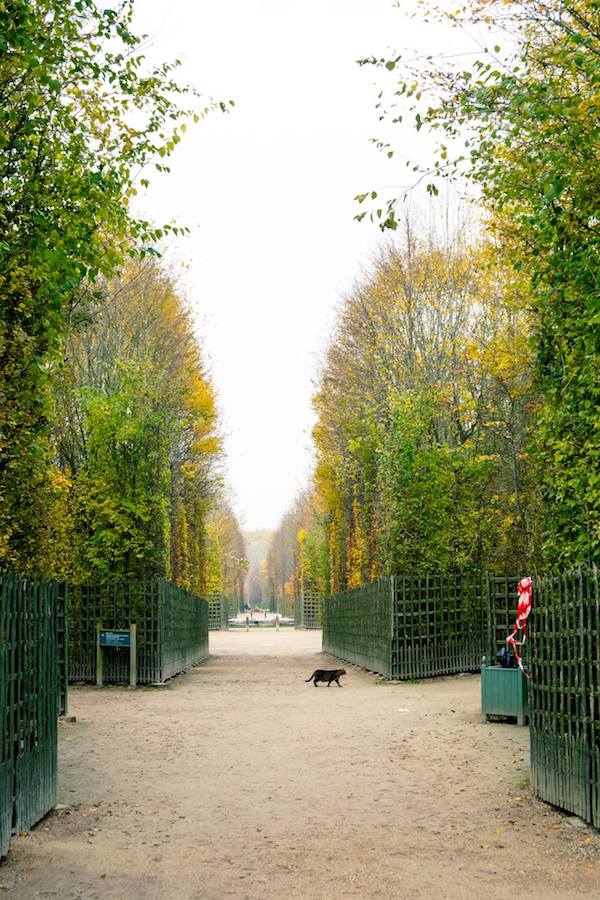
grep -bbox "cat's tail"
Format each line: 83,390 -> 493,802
305,671 -> 316,682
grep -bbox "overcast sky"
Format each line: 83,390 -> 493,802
134,0 -> 467,531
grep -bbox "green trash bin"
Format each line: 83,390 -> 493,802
480,656 -> 528,725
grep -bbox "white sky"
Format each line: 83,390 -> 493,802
134,0 -> 471,531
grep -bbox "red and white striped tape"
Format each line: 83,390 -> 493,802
506,576 -> 532,676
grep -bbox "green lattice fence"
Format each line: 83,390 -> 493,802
323,574 -> 485,680
392,573 -> 485,679
323,580 -> 393,676
56,582 -> 68,716
160,581 -> 209,682
208,594 -> 229,630
486,574 -> 521,665
68,579 -> 208,685
529,567 -> 599,827
1,577 -> 60,858
280,594 -> 294,618
294,589 -> 323,629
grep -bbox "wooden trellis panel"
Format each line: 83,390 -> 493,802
323,574 -> 485,681
590,569 -> 600,827
56,582 -> 68,716
68,579 -> 208,685
207,594 -> 229,630
281,594 -> 295,618
391,573 -> 485,680
295,589 -> 323,629
529,567 -> 598,826
69,581 -> 158,683
323,580 -> 393,677
486,574 -> 521,664
159,581 -> 209,682
1,577 -> 59,858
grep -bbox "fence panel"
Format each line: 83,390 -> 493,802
1,577 -> 59,858
590,569 -> 600,826
294,589 -> 323,629
68,581 -> 160,683
207,595 -> 229,630
391,573 -> 485,680
56,582 -> 68,716
323,574 -> 485,681
0,580 -> 10,856
486,574 -> 521,664
323,580 -> 393,677
529,568 -> 596,825
0,577 -> 17,857
68,579 -> 208,685
159,582 -> 209,682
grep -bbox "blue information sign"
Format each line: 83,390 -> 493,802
99,630 -> 131,648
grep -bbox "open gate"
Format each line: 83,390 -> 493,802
1,576 -> 61,857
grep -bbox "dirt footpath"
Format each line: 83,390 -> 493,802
2,630 -> 599,899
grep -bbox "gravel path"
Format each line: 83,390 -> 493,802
2,629 -> 599,899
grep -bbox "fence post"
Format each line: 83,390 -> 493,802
157,579 -> 164,684
580,569 -> 592,823
96,623 -> 103,687
389,575 -> 395,679
56,581 -> 69,717
590,565 -> 599,826
485,573 -> 493,665
129,623 -> 137,687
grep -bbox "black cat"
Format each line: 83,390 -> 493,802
305,668 -> 346,687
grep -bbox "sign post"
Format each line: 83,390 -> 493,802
129,623 -> 136,688
96,624 -> 137,688
96,623 -> 103,688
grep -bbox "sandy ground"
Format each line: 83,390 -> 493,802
2,629 -> 599,900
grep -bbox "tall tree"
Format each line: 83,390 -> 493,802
205,504 -> 248,604
361,0 -> 600,565
0,0 -> 229,570
43,260 -> 222,585
268,491 -> 327,604
308,224 -> 538,590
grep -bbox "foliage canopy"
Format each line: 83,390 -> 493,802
358,0 -> 600,565
0,0 -> 229,569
